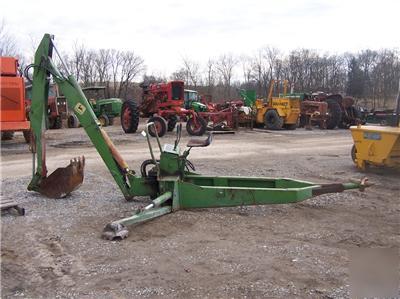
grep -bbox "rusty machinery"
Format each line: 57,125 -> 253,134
299,92 -> 364,130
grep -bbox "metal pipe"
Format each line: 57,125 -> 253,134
144,191 -> 172,210
145,122 -> 157,164
50,38 -> 71,76
32,152 -> 35,178
114,206 -> 172,227
394,78 -> 400,127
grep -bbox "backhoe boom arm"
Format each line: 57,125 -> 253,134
28,34 -> 137,199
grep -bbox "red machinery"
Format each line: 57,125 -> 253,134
25,83 -> 66,129
0,57 -> 30,142
122,80 -> 207,137
198,94 -> 237,130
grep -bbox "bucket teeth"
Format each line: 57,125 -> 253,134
38,156 -> 85,199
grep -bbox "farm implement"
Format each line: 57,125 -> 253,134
28,34 -> 370,240
350,79 -> 400,170
184,89 -> 237,132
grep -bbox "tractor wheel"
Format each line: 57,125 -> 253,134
326,99 -> 341,129
264,109 -> 284,130
148,116 -> 167,137
1,131 -> 14,140
351,144 -> 357,163
167,115 -> 178,132
283,123 -> 297,130
186,117 -> 207,136
298,115 -> 307,128
121,100 -> 139,133
51,116 -> 62,129
23,130 -> 31,143
98,114 -> 110,127
67,114 -> 80,128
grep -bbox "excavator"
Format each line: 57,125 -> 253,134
28,34 -> 370,240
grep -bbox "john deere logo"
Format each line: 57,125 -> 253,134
74,103 -> 86,115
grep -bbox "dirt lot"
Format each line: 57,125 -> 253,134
1,121 -> 399,298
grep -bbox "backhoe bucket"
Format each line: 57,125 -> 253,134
38,156 -> 85,198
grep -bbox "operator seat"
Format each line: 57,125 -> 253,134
187,133 -> 213,148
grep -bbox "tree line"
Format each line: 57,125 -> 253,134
171,48 -> 400,109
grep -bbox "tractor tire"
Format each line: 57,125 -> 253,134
186,117 -> 207,136
50,116 -> 62,129
98,114 -> 110,127
1,131 -> 14,140
298,115 -> 307,128
167,115 -> 178,132
23,130 -> 31,143
283,123 -> 297,130
67,114 -> 80,128
264,109 -> 284,130
148,116 -> 167,137
351,144 -> 357,163
326,99 -> 341,129
121,100 -> 140,133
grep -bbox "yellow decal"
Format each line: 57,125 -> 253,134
74,103 -> 86,115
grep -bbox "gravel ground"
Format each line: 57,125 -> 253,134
1,121 -> 399,298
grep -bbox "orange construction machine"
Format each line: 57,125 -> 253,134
0,57 -> 30,142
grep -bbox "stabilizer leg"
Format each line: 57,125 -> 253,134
102,192 -> 172,240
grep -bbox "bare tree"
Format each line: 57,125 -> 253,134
181,57 -> 201,87
204,58 -> 216,95
94,49 -> 111,84
118,51 -> 145,98
215,54 -> 237,97
0,20 -> 18,56
171,68 -> 188,82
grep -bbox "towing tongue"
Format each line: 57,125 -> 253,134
38,156 -> 85,198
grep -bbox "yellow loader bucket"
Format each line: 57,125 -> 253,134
350,125 -> 400,170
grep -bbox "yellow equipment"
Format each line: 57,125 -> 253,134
350,80 -> 400,170
257,80 -> 301,130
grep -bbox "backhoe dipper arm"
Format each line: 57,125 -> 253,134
28,34 -> 135,199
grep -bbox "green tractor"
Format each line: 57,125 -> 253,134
184,89 -> 208,112
67,86 -> 124,128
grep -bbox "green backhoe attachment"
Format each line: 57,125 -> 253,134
28,34 -> 370,240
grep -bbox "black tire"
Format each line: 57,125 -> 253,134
121,100 -> 139,133
108,116 -> 115,126
186,117 -> 207,136
148,116 -> 167,137
98,114 -> 110,127
351,144 -> 357,163
1,131 -> 14,140
298,115 -> 307,128
68,114 -> 80,128
23,130 -> 31,143
167,115 -> 178,132
338,121 -> 350,129
283,123 -> 297,130
50,116 -> 62,129
326,99 -> 341,129
264,109 -> 284,130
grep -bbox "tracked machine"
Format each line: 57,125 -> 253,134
28,34 -> 370,240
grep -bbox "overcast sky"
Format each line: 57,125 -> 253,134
1,0 -> 399,77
